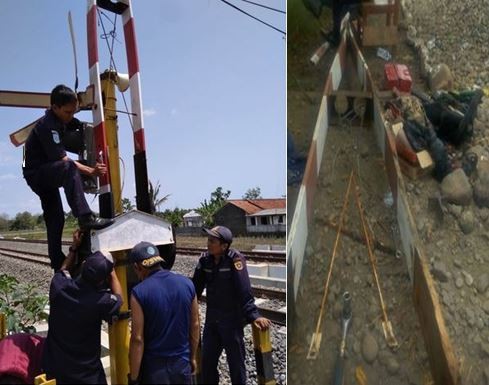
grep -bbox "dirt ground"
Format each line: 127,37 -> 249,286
287,3 -> 438,385
288,115 -> 433,384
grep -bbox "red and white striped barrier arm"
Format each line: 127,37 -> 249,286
87,0 -> 113,218
120,0 -> 151,213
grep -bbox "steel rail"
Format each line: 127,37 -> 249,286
0,247 -> 285,301
0,239 -> 286,263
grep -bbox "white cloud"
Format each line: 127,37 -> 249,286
143,108 -> 157,117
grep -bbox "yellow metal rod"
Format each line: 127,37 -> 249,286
0,313 -> 6,340
102,71 -> 129,384
310,171 -> 354,346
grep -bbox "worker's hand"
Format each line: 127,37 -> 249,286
190,358 -> 198,375
72,229 -> 83,249
91,162 -> 107,177
253,317 -> 271,330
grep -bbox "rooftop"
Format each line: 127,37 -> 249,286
226,198 -> 286,215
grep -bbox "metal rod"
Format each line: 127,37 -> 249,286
352,174 -> 389,322
103,107 -> 137,116
352,173 -> 397,348
307,171 -> 354,358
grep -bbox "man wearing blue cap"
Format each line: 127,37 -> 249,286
192,225 -> 271,384
42,229 -> 123,384
128,241 -> 200,385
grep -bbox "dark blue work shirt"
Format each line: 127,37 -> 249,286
23,109 -> 66,173
131,269 -> 195,360
42,271 -> 122,384
192,249 -> 260,324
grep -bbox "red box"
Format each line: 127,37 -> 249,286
384,63 -> 398,91
395,64 -> 412,93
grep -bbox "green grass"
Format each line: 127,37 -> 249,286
288,0 -> 325,41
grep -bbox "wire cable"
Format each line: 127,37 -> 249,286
97,9 -> 135,132
241,0 -> 285,14
218,0 -> 285,35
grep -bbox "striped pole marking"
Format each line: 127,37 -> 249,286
119,0 -> 152,213
288,16 -> 349,302
87,0 -> 113,217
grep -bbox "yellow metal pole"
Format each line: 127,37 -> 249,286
252,324 -> 276,385
101,70 -> 129,385
0,313 -> 6,340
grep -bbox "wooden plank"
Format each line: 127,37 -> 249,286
363,26 -> 399,46
362,3 -> 396,17
413,249 -> 461,385
304,139 -> 318,222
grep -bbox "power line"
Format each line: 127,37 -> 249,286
241,0 -> 285,14
218,0 -> 286,35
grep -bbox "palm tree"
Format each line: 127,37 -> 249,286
148,180 -> 171,213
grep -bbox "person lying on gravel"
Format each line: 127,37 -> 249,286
42,230 -> 123,384
192,225 -> 271,385
414,88 -> 483,146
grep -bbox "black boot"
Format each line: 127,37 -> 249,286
78,213 -> 114,230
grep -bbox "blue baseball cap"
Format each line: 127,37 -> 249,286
81,251 -> 113,283
129,241 -> 163,268
203,226 -> 233,244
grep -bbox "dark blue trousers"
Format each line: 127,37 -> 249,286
25,160 -> 91,270
141,356 -> 191,385
202,321 -> 246,385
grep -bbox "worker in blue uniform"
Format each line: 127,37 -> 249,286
192,226 -> 271,385
22,84 -> 113,271
42,229 -> 122,384
128,241 -> 200,385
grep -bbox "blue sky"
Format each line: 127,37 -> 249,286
0,0 -> 285,217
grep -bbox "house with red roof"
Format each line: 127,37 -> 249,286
214,198 -> 286,236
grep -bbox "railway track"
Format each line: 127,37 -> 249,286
0,246 -> 286,325
0,239 -> 285,263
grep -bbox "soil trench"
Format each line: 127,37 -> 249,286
288,39 -> 433,384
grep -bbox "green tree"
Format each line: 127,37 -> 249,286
196,187 -> 231,226
159,208 -> 190,227
0,213 -> 9,232
64,211 -> 77,228
243,186 -> 262,200
9,211 -> 35,231
0,274 -> 48,333
122,197 -> 134,213
35,214 -> 46,229
149,180 -> 171,213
